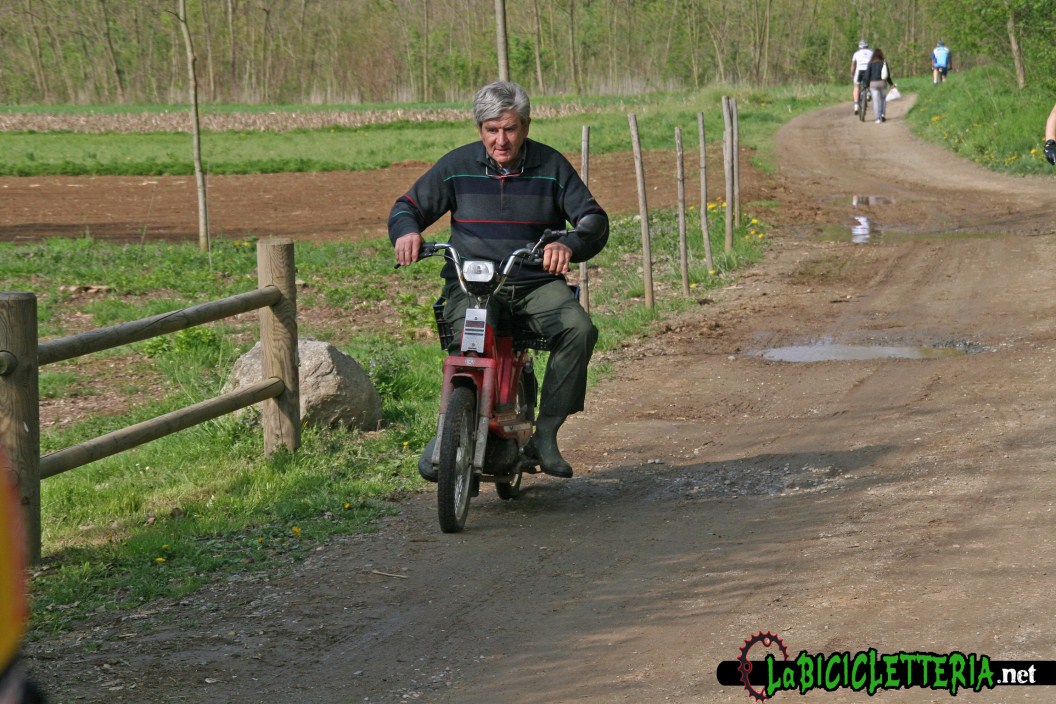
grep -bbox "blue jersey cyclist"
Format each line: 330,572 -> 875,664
932,41 -> 952,84
389,81 -> 609,480
851,40 -> 874,114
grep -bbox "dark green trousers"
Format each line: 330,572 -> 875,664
442,278 -> 598,418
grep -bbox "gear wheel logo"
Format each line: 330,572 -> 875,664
737,631 -> 789,702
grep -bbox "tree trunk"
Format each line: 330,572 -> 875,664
422,0 -> 430,100
201,0 -> 217,100
567,0 -> 579,93
532,0 -> 545,92
260,3 -> 272,101
760,0 -> 772,85
97,0 -> 126,103
176,0 -> 210,253
495,0 -> 509,81
20,0 -> 51,102
226,0 -> 238,99
1006,11 -> 1025,89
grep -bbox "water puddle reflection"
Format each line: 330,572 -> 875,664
755,340 -> 979,363
852,194 -> 895,206
851,216 -> 872,243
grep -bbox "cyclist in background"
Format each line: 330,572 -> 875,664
851,40 -> 874,115
932,41 -> 952,84
1044,102 -> 1056,165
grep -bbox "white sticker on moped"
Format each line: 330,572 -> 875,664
462,307 -> 487,353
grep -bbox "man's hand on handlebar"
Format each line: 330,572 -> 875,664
541,241 -> 573,274
394,232 -> 424,266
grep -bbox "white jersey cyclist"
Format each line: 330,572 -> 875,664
851,41 -> 874,113
852,47 -> 874,80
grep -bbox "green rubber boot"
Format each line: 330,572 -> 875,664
524,414 -> 573,478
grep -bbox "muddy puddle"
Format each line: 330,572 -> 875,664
752,339 -> 983,362
812,194 -> 1001,244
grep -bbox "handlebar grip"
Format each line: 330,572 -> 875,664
394,241 -> 441,269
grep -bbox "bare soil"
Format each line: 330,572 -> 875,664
22,95 -> 1056,703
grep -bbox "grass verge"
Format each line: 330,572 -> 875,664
903,65 -> 1055,175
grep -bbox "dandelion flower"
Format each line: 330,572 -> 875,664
343,502 -> 352,510
154,557 -> 166,564
291,526 -> 302,538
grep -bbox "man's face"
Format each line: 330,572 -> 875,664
478,109 -> 529,169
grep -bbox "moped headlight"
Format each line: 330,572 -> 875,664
462,260 -> 496,282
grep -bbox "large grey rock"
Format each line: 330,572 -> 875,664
227,339 -> 382,431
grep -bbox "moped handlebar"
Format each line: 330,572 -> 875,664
394,228 -> 574,270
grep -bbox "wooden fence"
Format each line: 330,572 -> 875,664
0,238 -> 300,564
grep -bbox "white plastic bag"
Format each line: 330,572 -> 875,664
888,86 -> 902,101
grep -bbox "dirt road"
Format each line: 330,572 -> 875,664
25,95 -> 1056,703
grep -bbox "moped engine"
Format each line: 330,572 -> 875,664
484,436 -> 520,475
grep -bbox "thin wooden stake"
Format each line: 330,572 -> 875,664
697,112 -> 714,272
722,96 -> 734,253
627,113 -> 654,310
676,126 -> 689,297
579,125 -> 591,314
732,97 -> 741,228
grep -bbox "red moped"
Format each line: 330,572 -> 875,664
410,229 -> 573,532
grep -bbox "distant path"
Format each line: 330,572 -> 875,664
773,93 -> 1055,236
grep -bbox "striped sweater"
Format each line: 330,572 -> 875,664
388,138 -> 608,285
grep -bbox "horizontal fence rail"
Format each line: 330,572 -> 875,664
0,238 -> 299,564
38,286 -> 282,366
39,377 -> 284,479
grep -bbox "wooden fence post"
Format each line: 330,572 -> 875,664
732,97 -> 741,228
0,292 -> 41,565
579,125 -> 591,314
257,239 -> 300,455
676,126 -> 690,297
722,96 -> 734,253
627,113 -> 654,310
697,111 -> 714,272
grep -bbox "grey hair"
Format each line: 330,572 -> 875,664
472,81 -> 531,127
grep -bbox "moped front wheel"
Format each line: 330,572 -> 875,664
437,386 -> 476,533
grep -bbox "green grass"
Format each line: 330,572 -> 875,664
6,203 -> 764,638
0,84 -> 844,176
904,66 -> 1056,175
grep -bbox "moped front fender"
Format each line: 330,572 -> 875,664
440,360 -> 496,470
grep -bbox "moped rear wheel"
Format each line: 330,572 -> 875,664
497,369 -> 534,500
495,467 -> 522,500
437,386 -> 476,533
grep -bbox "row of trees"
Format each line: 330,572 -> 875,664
1,0 -> 1054,105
